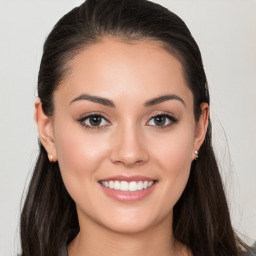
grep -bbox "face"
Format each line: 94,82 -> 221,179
37,39 -> 208,234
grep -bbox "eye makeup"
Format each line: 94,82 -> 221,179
78,112 -> 111,130
146,112 -> 178,129
78,111 -> 179,131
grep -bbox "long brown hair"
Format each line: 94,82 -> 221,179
20,0 -> 246,255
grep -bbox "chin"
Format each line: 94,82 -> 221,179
97,209 -> 170,235
103,220 -> 155,234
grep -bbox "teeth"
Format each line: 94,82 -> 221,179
114,181 -> 120,190
120,181 -> 129,191
137,181 -> 144,191
129,181 -> 137,192
109,180 -> 114,189
148,181 -> 153,186
101,180 -> 155,191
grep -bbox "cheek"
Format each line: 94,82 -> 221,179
53,120 -> 109,192
149,125 -> 195,205
152,126 -> 194,172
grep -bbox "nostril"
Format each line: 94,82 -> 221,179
110,148 -> 149,167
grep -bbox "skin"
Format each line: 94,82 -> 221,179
35,39 -> 209,256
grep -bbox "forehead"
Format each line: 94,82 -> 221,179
56,39 -> 193,108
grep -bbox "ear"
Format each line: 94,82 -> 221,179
34,98 -> 57,162
192,102 -> 209,160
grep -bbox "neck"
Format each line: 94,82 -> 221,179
68,212 -> 189,256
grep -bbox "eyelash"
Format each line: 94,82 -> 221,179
78,112 -> 178,130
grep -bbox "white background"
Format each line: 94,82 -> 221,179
0,0 -> 255,255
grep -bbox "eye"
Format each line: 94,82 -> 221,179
79,114 -> 110,129
147,113 -> 178,128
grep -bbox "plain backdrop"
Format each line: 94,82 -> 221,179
0,0 -> 255,255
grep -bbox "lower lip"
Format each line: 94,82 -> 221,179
99,182 -> 157,202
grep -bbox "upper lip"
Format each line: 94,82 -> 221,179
98,175 -> 156,182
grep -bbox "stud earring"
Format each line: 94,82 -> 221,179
194,150 -> 199,160
49,154 -> 53,162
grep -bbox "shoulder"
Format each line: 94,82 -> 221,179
58,245 -> 68,256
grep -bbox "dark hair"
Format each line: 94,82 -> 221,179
20,0 -> 246,255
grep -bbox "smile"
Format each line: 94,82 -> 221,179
98,176 -> 158,202
100,180 -> 154,192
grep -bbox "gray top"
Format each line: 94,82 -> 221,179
59,245 -> 68,256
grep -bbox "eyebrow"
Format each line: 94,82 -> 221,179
70,93 -> 185,107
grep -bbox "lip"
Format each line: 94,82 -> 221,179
98,175 -> 158,202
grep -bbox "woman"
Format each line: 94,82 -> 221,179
20,0 -> 253,255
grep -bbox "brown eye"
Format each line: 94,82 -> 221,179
153,116 -> 167,126
79,114 -> 110,129
88,115 -> 103,126
147,114 -> 178,128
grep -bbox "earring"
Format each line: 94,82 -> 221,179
49,154 -> 53,162
194,150 -> 199,160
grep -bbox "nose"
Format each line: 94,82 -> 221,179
110,124 -> 149,168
